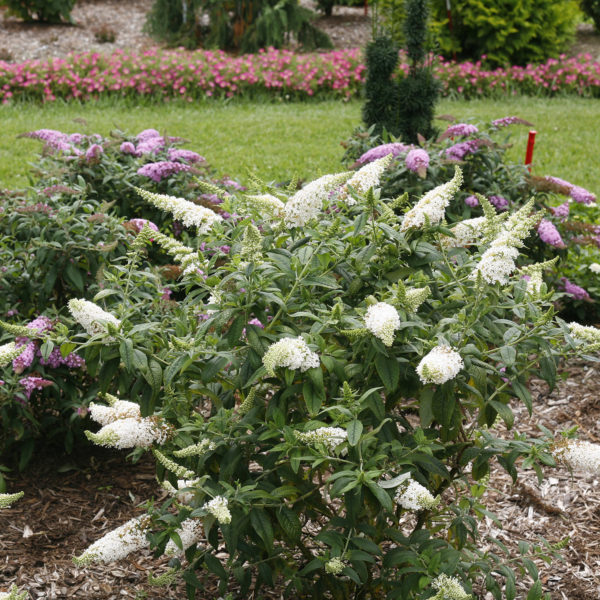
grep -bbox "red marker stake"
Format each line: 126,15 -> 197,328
525,130 -> 537,172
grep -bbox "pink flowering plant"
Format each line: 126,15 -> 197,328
35,158 -> 600,600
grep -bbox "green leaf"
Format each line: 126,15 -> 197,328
366,481 -> 393,513
250,508 -> 274,550
143,359 -> 163,398
375,354 -> 399,392
526,580 -> 542,600
347,419 -> 363,446
276,506 -> 301,542
226,314 -> 246,347
204,554 -> 227,580
488,400 -> 514,429
64,262 -> 84,292
512,380 -> 533,415
539,356 -> 556,390
119,339 -> 134,372
500,345 -> 516,367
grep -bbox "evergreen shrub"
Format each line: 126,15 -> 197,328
0,0 -> 75,23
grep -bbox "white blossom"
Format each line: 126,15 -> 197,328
163,478 -> 201,505
440,217 -> 486,248
165,518 -> 204,555
136,188 -> 222,234
89,400 -> 141,426
325,557 -> 345,575
417,345 -> 463,385
431,574 -> 471,600
553,439 -> 600,474
337,154 -> 393,206
86,416 -> 171,449
0,342 -> 25,368
151,230 -> 202,276
401,167 -> 463,231
73,516 -> 150,565
0,491 -> 24,509
203,496 -> 232,524
68,299 -> 121,338
395,477 -> 439,511
296,427 -> 348,453
262,337 -> 320,376
568,322 -> 600,344
173,439 -> 216,457
364,302 -> 401,346
471,244 -> 519,285
284,172 -> 351,227
241,194 -> 285,219
589,262 -> 600,274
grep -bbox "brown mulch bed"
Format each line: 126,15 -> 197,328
2,360 -> 600,599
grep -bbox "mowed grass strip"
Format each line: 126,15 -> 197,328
0,96 -> 597,193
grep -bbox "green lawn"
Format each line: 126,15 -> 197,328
0,96 -> 598,193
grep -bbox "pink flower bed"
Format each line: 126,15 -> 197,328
0,46 -> 599,103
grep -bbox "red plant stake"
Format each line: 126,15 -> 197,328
525,130 -> 537,172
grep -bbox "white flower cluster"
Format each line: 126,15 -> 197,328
68,299 -> 121,338
284,172 -> 351,227
337,154 -> 393,206
440,217 -> 486,248
296,427 -> 348,453
165,518 -> 204,556
401,167 -> 463,231
86,416 -> 171,449
0,342 -> 25,368
417,345 -> 463,385
162,479 -> 201,505
174,439 -> 216,457
89,400 -> 141,426
364,302 -> 401,346
470,200 -> 539,285
520,258 -> 557,298
553,439 -> 600,474
136,187 -> 222,234
262,337 -> 320,376
151,230 -> 202,275
568,322 -> 600,345
431,574 -> 471,600
403,287 -> 431,313
0,585 -> 28,600
325,557 -> 345,575
203,496 -> 232,524
0,491 -> 24,509
241,193 -> 285,220
590,262 -> 600,274
395,478 -> 439,511
73,516 -> 150,565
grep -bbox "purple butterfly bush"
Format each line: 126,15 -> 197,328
167,148 -> 205,164
85,143 -> 104,161
537,219 -> 566,248
137,136 -> 165,155
19,376 -> 53,400
489,195 -> 509,211
126,218 -> 159,233
445,140 -> 480,161
405,148 -> 429,176
545,175 -> 596,205
560,277 -> 590,300
357,142 -> 411,165
23,129 -> 81,155
464,195 -> 479,207
120,141 -> 138,155
549,202 -> 569,220
137,161 -> 191,182
491,116 -> 533,128
444,123 -> 479,137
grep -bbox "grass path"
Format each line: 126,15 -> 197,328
0,97 -> 597,193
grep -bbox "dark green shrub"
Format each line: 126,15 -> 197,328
0,0 -> 76,23
429,0 -> 579,66
396,0 -> 439,142
145,0 -> 333,52
362,37 -> 400,137
581,0 -> 600,31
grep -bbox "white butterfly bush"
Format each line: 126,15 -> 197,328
364,301 -> 401,346
262,337 -> 320,375
417,345 -> 464,385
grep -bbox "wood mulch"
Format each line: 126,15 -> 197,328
1,360 -> 600,599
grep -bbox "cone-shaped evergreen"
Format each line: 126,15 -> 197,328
397,0 -> 439,143
362,36 -> 401,137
